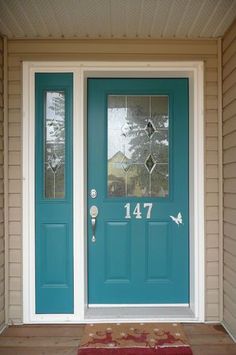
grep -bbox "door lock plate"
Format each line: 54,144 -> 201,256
90,189 -> 97,199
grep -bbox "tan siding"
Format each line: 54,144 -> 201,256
223,116 -> 236,136
222,99 -> 236,122
223,19 -> 236,340
223,67 -> 236,93
223,84 -> 236,108
222,52 -> 236,80
207,234 -> 219,248
0,37 -> 4,328
206,289 -> 219,303
6,38 -> 220,323
222,39 -> 236,65
8,39 -> 218,55
224,253 -> 236,277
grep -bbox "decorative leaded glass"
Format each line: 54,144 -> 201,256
145,120 -> 155,138
108,95 -> 169,197
145,154 -> 155,173
44,91 -> 65,199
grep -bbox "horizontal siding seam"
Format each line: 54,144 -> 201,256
223,279 -> 236,293
223,233 -> 236,245
222,40 -> 236,66
222,145 -> 236,154
223,66 -> 236,87
224,296 -> 236,315
222,98 -> 236,111
224,284 -> 236,298
223,127 -> 236,137
224,244 -> 236,259
224,235 -> 236,246
222,113 -> 236,123
223,64 -> 236,81
222,82 -> 236,100
224,263 -> 236,278
222,44 -> 236,68
223,34 -> 236,55
224,217 -> 236,225
224,115 -> 236,124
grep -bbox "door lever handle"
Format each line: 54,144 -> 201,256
90,205 -> 98,243
91,217 -> 96,243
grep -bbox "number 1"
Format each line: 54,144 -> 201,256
124,203 -> 131,219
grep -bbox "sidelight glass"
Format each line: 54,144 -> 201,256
44,91 -> 65,199
108,95 -> 169,197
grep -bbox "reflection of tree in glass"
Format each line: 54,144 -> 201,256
45,92 -> 65,199
125,103 -> 169,197
48,93 -> 65,141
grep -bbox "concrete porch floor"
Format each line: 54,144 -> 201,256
0,323 -> 235,355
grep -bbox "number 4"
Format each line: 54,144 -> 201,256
133,203 -> 142,219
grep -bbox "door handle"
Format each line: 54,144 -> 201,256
90,205 -> 98,243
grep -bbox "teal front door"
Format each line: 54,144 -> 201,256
88,78 -> 189,305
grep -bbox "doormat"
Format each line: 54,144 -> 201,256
77,323 -> 193,355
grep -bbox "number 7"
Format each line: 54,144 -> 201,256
144,203 -> 153,219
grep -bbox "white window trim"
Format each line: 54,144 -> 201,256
22,61 -> 205,323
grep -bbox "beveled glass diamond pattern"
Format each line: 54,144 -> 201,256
48,152 -> 61,173
121,156 -> 131,172
145,154 -> 155,173
145,119 -> 155,138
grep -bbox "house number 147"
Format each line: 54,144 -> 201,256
124,203 -> 153,219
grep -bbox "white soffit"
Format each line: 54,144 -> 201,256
0,0 -> 236,39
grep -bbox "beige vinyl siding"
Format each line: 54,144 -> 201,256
0,37 -> 5,328
7,38 -> 220,323
223,20 -> 236,339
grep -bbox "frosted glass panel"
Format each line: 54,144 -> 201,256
44,91 -> 65,199
108,95 -> 169,197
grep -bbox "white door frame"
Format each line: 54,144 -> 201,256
22,61 -> 205,323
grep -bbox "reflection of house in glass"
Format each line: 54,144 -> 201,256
108,151 -> 127,197
108,150 -> 168,198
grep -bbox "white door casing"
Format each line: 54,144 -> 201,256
22,61 -> 205,323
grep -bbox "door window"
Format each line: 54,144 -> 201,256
108,95 -> 169,197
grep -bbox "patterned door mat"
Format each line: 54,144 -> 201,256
78,323 -> 193,354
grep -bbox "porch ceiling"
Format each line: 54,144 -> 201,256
0,0 -> 236,40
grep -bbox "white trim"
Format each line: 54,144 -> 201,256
89,304 -> 189,308
22,61 -> 204,323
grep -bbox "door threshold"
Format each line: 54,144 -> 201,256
85,306 -> 197,323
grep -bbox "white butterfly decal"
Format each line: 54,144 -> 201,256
170,212 -> 183,226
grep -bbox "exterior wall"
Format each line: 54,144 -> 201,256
222,20 -> 236,338
0,37 -> 5,328
7,38 -> 220,323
